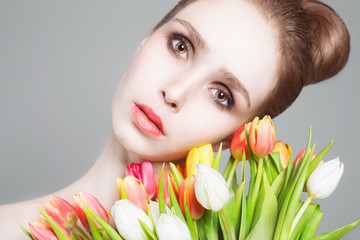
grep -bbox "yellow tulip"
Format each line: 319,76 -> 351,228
185,143 -> 214,177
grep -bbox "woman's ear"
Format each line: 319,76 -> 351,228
212,134 -> 234,152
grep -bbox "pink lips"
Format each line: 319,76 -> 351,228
132,103 -> 164,137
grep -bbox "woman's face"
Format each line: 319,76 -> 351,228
112,0 -> 279,161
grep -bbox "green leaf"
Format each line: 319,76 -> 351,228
289,203 -> 318,240
82,204 -> 102,240
204,210 -> 219,240
235,181 -> 246,237
19,223 -> 35,240
306,140 -> 333,179
70,231 -> 81,240
245,172 -> 277,240
170,162 -> 184,189
238,184 -> 247,240
300,207 -> 323,240
223,156 -> 235,180
39,208 -> 71,240
158,163 -> 167,214
168,177 -> 186,223
183,194 -> 199,240
139,219 -> 159,240
87,206 -> 123,240
212,142 -> 222,171
219,188 -> 236,240
270,169 -> 286,197
312,218 -> 360,240
268,152 -> 283,173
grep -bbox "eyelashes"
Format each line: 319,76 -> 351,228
167,32 -> 193,61
167,32 -> 234,110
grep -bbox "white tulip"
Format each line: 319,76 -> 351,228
156,213 -> 191,240
111,199 -> 153,240
194,164 -> 229,211
307,157 -> 344,200
148,201 -> 170,227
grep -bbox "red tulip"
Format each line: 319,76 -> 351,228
117,175 -> 149,211
126,161 -> 156,199
43,195 -> 78,229
249,116 -> 276,158
29,220 -> 61,240
230,122 -> 251,160
156,170 -> 178,207
73,192 -> 109,231
293,148 -> 324,168
179,176 -> 205,219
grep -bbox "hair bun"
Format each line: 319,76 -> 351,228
302,0 -> 350,84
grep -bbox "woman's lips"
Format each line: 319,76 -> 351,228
132,103 -> 165,137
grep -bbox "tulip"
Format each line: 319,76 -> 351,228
185,143 -> 215,177
73,192 -> 109,231
179,176 -> 205,219
272,140 -> 292,169
194,164 -> 229,211
156,213 -> 191,240
155,170 -> 178,207
307,157 -> 344,200
29,220 -> 61,240
43,195 -> 78,230
117,176 -> 148,211
148,201 -> 171,227
249,115 -> 275,158
126,161 -> 156,199
293,148 -> 324,168
230,122 -> 251,160
111,199 -> 153,240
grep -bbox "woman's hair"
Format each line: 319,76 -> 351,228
153,0 -> 350,119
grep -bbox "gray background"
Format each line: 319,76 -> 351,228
0,0 -> 359,238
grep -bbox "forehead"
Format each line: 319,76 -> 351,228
173,0 -> 280,109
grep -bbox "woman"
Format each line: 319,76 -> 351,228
0,0 -> 351,238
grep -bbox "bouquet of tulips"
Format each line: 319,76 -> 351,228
21,115 -> 360,240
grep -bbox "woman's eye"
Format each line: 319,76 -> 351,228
172,39 -> 188,59
211,88 -> 230,107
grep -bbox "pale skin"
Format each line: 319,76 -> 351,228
0,0 -> 280,238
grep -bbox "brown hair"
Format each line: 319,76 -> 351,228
153,0 -> 350,118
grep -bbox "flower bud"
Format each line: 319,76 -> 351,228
194,164 -> 229,211
272,140 -> 292,169
249,115 -> 275,158
126,161 -> 156,199
307,157 -> 344,200
230,122 -> 251,160
185,143 -> 215,177
111,199 -> 153,240
117,176 -> 148,211
179,176 -> 205,219
156,213 -> 191,240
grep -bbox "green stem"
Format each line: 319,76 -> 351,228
226,157 -> 240,187
219,209 -> 235,240
73,225 -> 91,240
101,229 -> 111,240
290,196 -> 313,235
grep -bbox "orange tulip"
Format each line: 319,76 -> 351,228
230,122 -> 251,160
117,175 -> 149,211
126,161 -> 156,200
179,176 -> 205,219
43,195 -> 78,230
249,115 -> 276,158
272,140 -> 292,169
73,191 -> 109,231
155,170 -> 178,207
29,220 -> 64,240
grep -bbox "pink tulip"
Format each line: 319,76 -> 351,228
293,148 -> 324,168
179,176 -> 205,219
126,161 -> 156,199
156,170 -> 178,207
249,115 -> 276,158
117,176 -> 149,211
230,122 -> 251,160
73,191 -> 109,231
43,195 -> 78,230
29,220 -> 61,240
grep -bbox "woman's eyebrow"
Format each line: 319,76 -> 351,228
220,69 -> 251,109
173,18 -> 210,53
173,18 -> 250,109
